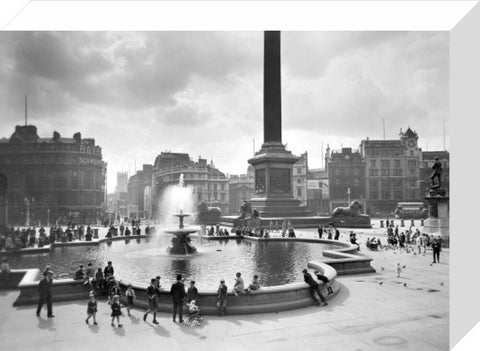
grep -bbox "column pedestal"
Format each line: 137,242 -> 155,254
248,142 -> 311,218
424,189 -> 450,247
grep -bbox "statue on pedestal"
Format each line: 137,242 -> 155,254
430,157 -> 442,189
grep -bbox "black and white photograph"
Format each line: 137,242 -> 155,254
0,2 -> 478,350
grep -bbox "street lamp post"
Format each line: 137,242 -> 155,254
5,199 -> 8,227
347,187 -> 351,205
24,196 -> 35,227
47,209 -> 50,227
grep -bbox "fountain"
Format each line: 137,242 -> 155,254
160,174 -> 198,255
164,209 -> 198,255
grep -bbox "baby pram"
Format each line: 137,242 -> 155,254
185,300 -> 203,326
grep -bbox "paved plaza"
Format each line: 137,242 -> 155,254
0,223 -> 449,351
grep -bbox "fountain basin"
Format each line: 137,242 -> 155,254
163,229 -> 198,255
11,260 -> 340,315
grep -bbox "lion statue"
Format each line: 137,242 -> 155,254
332,200 -> 367,217
197,202 -> 222,225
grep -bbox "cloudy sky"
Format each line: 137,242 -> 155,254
0,31 -> 449,192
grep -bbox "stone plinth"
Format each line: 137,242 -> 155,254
248,142 -> 311,218
424,190 -> 449,246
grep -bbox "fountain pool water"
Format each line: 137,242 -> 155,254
5,176 -> 349,290
6,234 -> 345,290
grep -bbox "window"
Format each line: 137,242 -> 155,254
354,168 -> 360,176
370,180 -> 378,200
393,179 -> 403,199
407,159 -> 417,168
214,184 -> 218,191
297,179 -> 302,184
381,179 -> 391,200
394,190 -> 402,200
393,169 -> 402,176
394,159 -> 401,168
297,187 -> 302,197
297,168 -> 302,174
369,169 -> 378,176
370,159 -> 376,168
213,192 -> 218,201
220,193 -> 226,202
354,178 -> 360,186
72,170 -> 79,189
381,169 -> 390,176
381,160 -> 391,168
408,179 -> 417,188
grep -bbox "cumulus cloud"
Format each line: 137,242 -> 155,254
0,31 -> 448,191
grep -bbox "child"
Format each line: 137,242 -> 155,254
110,295 -> 123,327
314,270 -> 334,295
185,300 -> 202,326
245,275 -> 261,293
395,262 -> 402,278
85,293 -> 98,325
109,278 -> 120,302
125,284 -> 136,316
217,279 -> 228,316
232,272 -> 244,296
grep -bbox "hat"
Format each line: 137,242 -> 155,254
220,279 -> 225,283
113,295 -> 120,299
156,275 -> 161,279
302,269 -> 308,273
191,300 -> 196,304
89,293 -> 95,297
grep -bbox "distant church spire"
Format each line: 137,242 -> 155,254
25,94 -> 28,126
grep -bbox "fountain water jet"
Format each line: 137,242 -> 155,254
161,174 -> 198,255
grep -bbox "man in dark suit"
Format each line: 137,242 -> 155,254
170,274 -> 186,323
302,269 -> 328,307
104,261 -> 114,280
36,270 -> 54,317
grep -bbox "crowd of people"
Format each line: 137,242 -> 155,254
0,221 -> 158,251
357,220 -> 445,264
317,224 -> 341,241
104,223 -> 155,238
0,225 -> 99,251
228,221 -> 297,238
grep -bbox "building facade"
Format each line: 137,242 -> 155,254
0,125 -> 106,225
293,152 -> 308,206
152,152 -> 229,218
127,164 -> 153,219
229,166 -> 255,215
327,147 -> 366,211
360,127 -> 422,215
114,172 -> 128,221
307,168 -> 330,215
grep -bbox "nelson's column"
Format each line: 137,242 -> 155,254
247,31 -> 315,225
